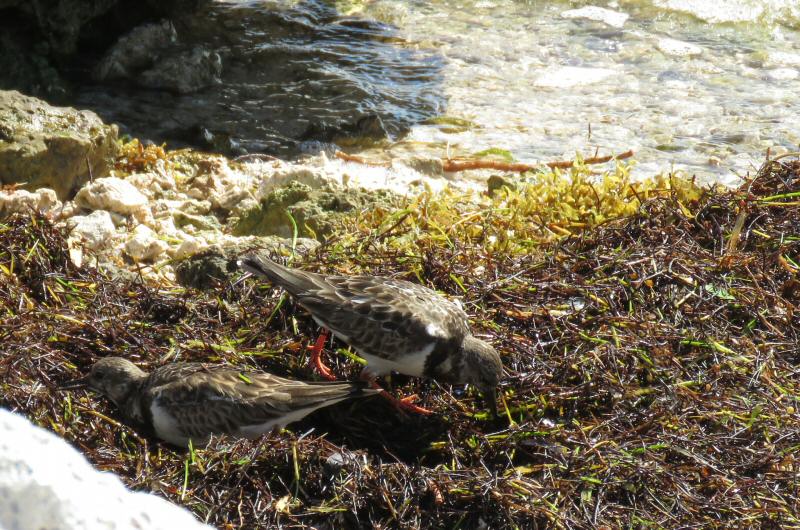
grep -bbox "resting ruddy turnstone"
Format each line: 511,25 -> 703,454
238,255 -> 502,416
61,357 -> 379,446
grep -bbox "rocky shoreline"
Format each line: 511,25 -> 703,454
0,90 -> 476,288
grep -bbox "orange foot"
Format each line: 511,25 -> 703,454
369,380 -> 433,415
307,329 -> 336,381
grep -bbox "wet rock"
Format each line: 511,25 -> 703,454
139,47 -> 223,94
124,224 -> 168,262
67,210 -> 116,250
174,236 -> 319,289
656,38 -> 702,57
0,91 -> 119,199
560,6 -> 629,28
74,177 -> 151,222
92,20 -> 178,81
0,189 -> 61,219
300,114 -> 390,145
765,68 -> 799,81
405,157 -> 445,177
234,181 -> 398,240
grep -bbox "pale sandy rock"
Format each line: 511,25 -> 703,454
74,177 -> 151,223
0,188 -> 61,218
170,237 -> 209,259
656,38 -> 702,57
126,172 -> 176,199
125,224 -> 168,262
212,187 -> 254,211
180,199 -> 212,216
57,201 -> 81,220
153,216 -> 180,238
259,163 -> 340,198
561,6 -> 629,28
67,210 -> 116,251
0,408 -> 210,530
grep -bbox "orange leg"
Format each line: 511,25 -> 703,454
308,329 -> 336,381
361,371 -> 433,415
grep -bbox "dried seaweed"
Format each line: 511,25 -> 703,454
2,157 -> 799,529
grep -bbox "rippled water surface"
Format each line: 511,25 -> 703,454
76,0 -> 800,183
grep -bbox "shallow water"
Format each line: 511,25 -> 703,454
74,0 -> 800,184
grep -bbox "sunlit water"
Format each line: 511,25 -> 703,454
74,0 -> 800,184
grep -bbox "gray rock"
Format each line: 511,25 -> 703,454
0,91 -> 119,199
93,20 -> 178,81
139,47 -> 222,94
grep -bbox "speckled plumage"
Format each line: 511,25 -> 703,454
62,357 -> 378,446
239,255 -> 503,396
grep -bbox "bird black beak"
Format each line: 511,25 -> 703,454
59,375 -> 90,390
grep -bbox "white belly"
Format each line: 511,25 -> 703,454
360,343 -> 434,378
150,401 -> 195,447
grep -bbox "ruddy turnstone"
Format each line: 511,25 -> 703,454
61,357 -> 379,446
238,255 -> 502,416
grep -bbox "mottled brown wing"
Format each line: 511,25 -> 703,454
144,364 -> 369,439
296,276 -> 470,361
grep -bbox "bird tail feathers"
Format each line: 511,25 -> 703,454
238,254 -> 319,294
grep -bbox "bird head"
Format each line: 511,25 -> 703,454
60,357 -> 147,407
460,335 -> 503,416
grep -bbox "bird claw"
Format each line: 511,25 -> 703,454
370,382 -> 433,415
308,330 -> 337,381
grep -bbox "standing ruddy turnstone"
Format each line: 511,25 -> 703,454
238,255 -> 502,416
61,357 -> 379,446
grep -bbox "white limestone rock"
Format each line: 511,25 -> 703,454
67,210 -> 116,251
125,224 -> 168,262
0,408 -> 210,530
74,177 -> 151,223
170,236 -> 209,259
0,188 -> 61,218
126,172 -> 176,199
258,160 -> 340,198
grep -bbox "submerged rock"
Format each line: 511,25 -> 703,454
0,91 -> 118,199
235,181 -> 397,239
656,38 -> 703,57
560,6 -> 629,28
